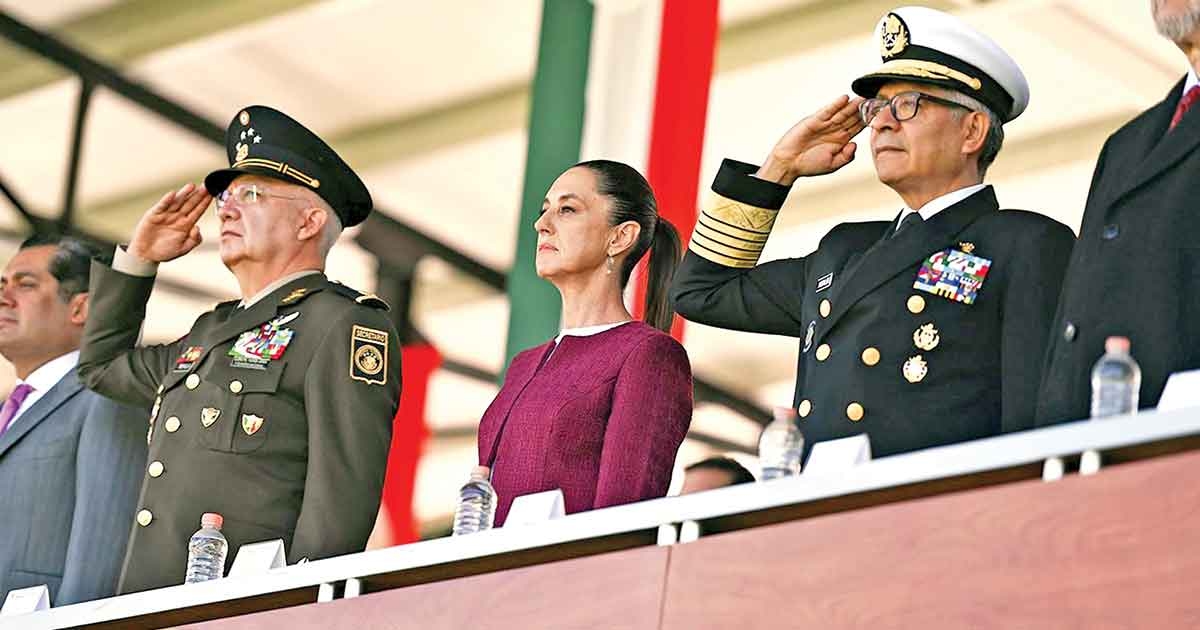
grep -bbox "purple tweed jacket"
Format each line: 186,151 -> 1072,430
478,321 -> 693,526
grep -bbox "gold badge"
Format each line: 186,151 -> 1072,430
241,413 -> 264,436
281,288 -> 309,305
351,325 -> 388,385
239,110 -> 250,126
201,407 -> 221,427
903,355 -> 928,383
880,13 -> 910,59
907,295 -> 926,314
235,142 -> 249,162
913,323 -> 941,351
959,242 -> 975,254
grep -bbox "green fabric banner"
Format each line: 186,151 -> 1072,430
503,0 -> 594,374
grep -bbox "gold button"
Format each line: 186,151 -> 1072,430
819,299 -> 831,318
862,347 -> 880,366
229,380 -> 243,394
185,374 -> 200,390
798,400 -> 812,418
815,344 -> 831,361
907,295 -> 926,314
148,461 -> 164,478
136,509 -> 153,527
165,416 -> 180,432
846,402 -> 864,422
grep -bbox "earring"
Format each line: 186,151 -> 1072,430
605,255 -> 614,275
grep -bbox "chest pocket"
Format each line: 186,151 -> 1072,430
198,361 -> 286,454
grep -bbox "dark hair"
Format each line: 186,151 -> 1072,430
19,233 -> 110,303
684,456 -> 756,486
573,159 -> 682,333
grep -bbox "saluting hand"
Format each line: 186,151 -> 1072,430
756,95 -> 867,186
127,183 -> 211,263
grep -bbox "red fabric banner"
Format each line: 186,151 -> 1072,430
634,0 -> 719,342
375,343 -> 441,546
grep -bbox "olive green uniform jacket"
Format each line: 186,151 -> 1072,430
78,263 -> 400,594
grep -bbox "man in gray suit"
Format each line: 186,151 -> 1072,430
0,235 -> 146,606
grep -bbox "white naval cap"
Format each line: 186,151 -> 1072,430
851,6 -> 1030,122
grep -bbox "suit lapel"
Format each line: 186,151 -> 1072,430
161,274 -> 327,392
818,187 -> 997,343
479,342 -> 555,467
1103,79 -> 1195,209
0,369 -> 83,459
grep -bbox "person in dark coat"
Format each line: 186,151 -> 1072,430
672,7 -> 1075,459
77,106 -> 401,593
1037,0 -> 1200,424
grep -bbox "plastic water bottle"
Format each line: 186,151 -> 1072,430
758,406 -> 804,480
1090,336 -> 1142,419
452,466 -> 497,536
184,512 -> 228,584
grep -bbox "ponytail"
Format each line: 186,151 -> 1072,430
642,218 -> 682,333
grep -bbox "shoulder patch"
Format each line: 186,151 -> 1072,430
350,325 -> 389,385
328,281 -> 390,311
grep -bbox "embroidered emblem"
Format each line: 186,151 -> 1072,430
803,320 -> 816,353
913,248 -> 992,305
174,345 -> 204,372
351,325 -> 388,385
816,272 -> 834,293
903,355 -> 928,383
913,323 -> 941,351
241,413 -> 264,436
201,407 -> 221,427
880,12 -> 910,59
235,142 -> 249,162
958,242 -> 975,254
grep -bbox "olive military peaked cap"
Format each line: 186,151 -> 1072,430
204,105 -> 373,227
851,6 -> 1030,122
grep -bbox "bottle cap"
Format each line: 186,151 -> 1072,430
470,465 -> 491,480
772,406 -> 799,421
201,512 -> 224,529
1104,336 -> 1130,353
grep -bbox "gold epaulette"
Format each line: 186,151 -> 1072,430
688,193 -> 779,268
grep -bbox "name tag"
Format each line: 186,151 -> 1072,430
913,248 -> 992,304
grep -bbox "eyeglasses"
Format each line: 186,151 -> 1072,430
858,91 -> 973,125
215,183 -> 307,210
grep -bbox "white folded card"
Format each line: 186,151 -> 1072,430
1,584 -> 50,616
804,434 -> 872,476
1157,369 -> 1200,412
229,539 -> 287,578
505,489 -> 565,526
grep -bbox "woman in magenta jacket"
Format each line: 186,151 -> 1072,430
477,160 -> 694,526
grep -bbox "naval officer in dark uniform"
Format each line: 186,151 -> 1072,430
672,7 -> 1075,459
77,106 -> 401,593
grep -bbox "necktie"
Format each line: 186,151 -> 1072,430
1169,85 -> 1200,131
891,211 -> 924,238
0,383 -> 35,436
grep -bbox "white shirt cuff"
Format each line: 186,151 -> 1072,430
112,247 -> 158,277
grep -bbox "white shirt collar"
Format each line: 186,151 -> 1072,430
1184,66 -> 1199,97
20,350 -> 80,393
898,183 -> 988,226
553,320 -> 632,345
238,270 -> 322,308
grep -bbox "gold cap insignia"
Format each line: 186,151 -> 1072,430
880,13 -> 910,59
913,323 -> 941,351
903,355 -> 928,383
239,110 -> 250,126
241,413 -> 264,436
235,142 -> 249,162
350,325 -> 388,385
959,242 -> 975,254
201,407 -> 221,427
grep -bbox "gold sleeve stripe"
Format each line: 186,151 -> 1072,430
693,223 -> 766,253
703,194 -> 779,234
697,215 -> 769,247
690,239 -> 761,268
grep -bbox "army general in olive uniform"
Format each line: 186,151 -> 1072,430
78,106 -> 401,594
672,8 -> 1074,459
